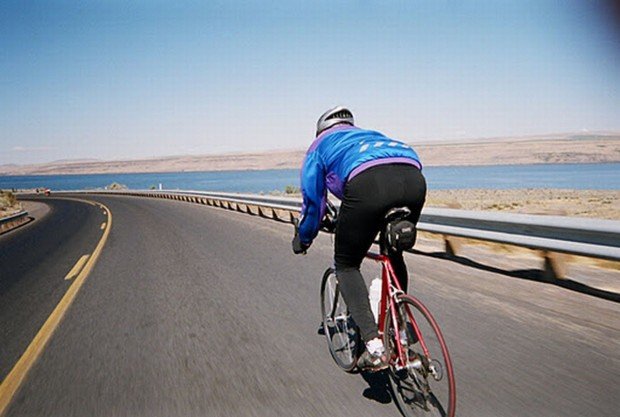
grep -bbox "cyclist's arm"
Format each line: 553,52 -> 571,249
299,151 -> 326,246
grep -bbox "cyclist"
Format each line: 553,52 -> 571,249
292,106 -> 427,371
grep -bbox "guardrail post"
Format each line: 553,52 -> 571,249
542,251 -> 568,281
444,235 -> 460,257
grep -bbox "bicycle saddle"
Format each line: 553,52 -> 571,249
384,206 -> 411,223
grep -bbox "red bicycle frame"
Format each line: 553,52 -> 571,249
366,250 -> 432,368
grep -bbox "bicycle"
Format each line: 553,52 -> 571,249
305,200 -> 456,417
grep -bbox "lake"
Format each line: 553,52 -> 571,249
1,163 -> 619,193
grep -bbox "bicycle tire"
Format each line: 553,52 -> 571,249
384,294 -> 456,417
320,267 -> 361,372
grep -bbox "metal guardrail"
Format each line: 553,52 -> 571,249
59,189 -> 620,269
420,208 -> 620,260
31,188 -> 618,279
0,210 -> 30,234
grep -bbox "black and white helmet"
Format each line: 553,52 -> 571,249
316,106 -> 354,136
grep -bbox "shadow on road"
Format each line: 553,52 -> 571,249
360,370 -> 392,404
413,250 -> 620,304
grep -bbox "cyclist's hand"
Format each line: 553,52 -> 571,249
320,216 -> 336,233
292,234 -> 309,255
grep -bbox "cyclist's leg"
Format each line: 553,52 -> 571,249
387,165 -> 427,292
335,193 -> 390,370
334,165 -> 394,343
334,164 -> 426,342
401,166 -> 427,225
334,202 -> 381,343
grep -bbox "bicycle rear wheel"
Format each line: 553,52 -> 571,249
320,267 -> 361,372
384,294 -> 456,417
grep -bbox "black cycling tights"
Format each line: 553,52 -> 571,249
334,164 -> 426,342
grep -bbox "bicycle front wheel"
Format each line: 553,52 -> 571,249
320,267 -> 361,372
384,294 -> 456,417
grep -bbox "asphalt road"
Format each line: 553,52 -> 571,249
1,195 -> 619,417
0,198 -> 105,381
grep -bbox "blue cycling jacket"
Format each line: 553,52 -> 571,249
298,124 -> 422,245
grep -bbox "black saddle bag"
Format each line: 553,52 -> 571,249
386,220 -> 417,252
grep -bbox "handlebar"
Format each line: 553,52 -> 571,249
326,199 -> 338,219
322,199 -> 339,233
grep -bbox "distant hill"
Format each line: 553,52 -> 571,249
1,132 -> 619,176
47,158 -> 101,164
0,164 -> 19,171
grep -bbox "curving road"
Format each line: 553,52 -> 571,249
1,195 -> 618,417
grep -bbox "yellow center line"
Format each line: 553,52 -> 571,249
64,255 -> 90,280
0,200 -> 112,416
100,222 -> 106,230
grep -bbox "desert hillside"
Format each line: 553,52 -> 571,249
2,133 -> 618,176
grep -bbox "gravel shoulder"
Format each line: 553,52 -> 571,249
426,188 -> 620,220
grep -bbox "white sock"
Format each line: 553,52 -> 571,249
366,338 -> 385,356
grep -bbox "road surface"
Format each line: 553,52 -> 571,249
1,195 -> 618,417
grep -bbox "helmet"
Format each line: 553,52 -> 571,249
316,106 -> 354,136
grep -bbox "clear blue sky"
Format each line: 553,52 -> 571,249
1,0 -> 619,165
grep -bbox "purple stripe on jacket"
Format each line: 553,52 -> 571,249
348,157 -> 422,181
